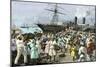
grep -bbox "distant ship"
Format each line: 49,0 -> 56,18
37,24 -> 67,33
37,4 -> 67,33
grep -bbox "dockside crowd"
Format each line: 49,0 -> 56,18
11,28 -> 96,65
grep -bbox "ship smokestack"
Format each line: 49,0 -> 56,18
75,16 -> 77,25
83,17 -> 86,24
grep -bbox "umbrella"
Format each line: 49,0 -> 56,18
20,27 -> 43,34
19,27 -> 43,39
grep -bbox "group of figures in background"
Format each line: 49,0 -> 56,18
11,27 -> 96,66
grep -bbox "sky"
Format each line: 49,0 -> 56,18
11,1 -> 96,27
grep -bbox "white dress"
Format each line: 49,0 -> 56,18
49,41 -> 56,56
36,40 -> 41,54
45,41 -> 50,54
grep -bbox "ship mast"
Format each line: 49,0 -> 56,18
45,3 -> 65,25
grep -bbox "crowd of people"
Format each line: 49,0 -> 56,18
11,28 -> 96,65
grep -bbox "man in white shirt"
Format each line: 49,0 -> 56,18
78,42 -> 87,62
14,35 -> 27,65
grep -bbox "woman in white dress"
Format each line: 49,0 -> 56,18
36,38 -> 41,55
48,39 -> 56,62
45,39 -> 50,56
